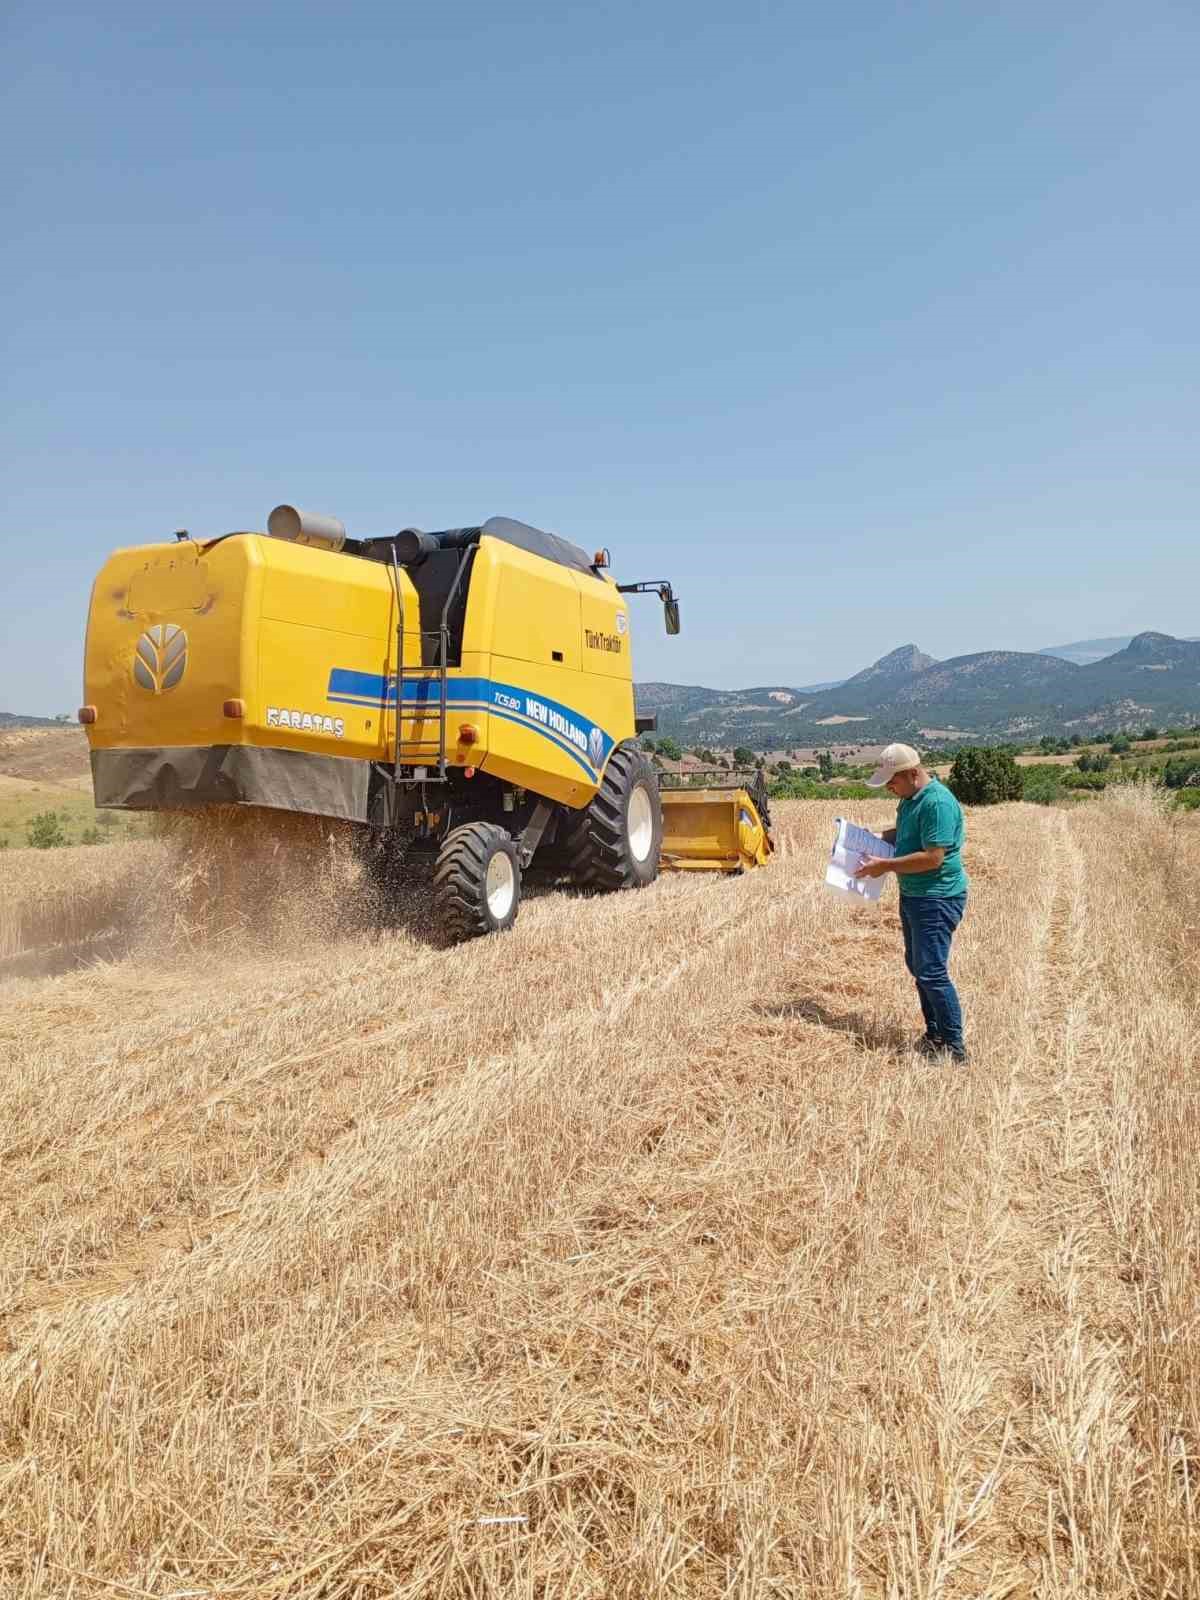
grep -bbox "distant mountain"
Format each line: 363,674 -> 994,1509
0,711 -> 63,730
637,631 -> 1200,746
1041,633 -> 1200,665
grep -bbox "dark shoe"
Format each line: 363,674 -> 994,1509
917,1036 -> 969,1065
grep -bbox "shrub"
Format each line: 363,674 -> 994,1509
1110,734 -> 1132,754
1020,764 -> 1066,806
946,747 -> 1023,805
27,812 -> 67,849
1138,727 -> 1160,742
767,777 -> 875,801
1162,759 -> 1200,791
1173,787 -> 1200,811
80,827 -> 104,845
1023,776 -> 1063,806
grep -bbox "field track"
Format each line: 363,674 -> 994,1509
1,795 -> 1198,1597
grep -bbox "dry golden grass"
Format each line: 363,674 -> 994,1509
1,794 -> 1198,1596
0,842 -> 161,965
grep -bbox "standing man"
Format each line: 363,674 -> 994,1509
854,743 -> 969,1063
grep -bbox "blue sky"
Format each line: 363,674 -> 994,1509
3,1 -> 1197,715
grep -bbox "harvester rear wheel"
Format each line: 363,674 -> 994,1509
567,743 -> 662,892
434,822 -> 521,941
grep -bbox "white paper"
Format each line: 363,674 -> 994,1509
824,817 -> 895,903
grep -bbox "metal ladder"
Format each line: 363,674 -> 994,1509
384,545 -> 474,789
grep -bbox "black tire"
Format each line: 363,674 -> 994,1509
433,822 -> 521,941
567,743 -> 663,891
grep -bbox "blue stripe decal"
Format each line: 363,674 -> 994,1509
325,668 -> 615,776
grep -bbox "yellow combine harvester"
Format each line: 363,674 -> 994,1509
81,508 -> 773,938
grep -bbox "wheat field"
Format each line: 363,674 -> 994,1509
1,793 -> 1198,1597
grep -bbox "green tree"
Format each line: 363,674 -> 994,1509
1139,726 -> 1159,742
27,811 -> 67,849
947,747 -> 1023,806
1110,733 -> 1132,754
817,749 -> 835,780
732,746 -> 755,768
656,735 -> 682,762
1076,752 -> 1112,774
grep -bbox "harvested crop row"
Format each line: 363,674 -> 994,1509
0,796 -> 1197,1596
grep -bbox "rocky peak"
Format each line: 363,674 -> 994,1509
848,643 -> 936,684
1123,630 -> 1180,658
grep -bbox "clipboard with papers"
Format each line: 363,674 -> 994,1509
824,817 -> 895,903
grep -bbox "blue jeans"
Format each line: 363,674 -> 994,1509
899,893 -> 967,1053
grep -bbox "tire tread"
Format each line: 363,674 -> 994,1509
433,822 -> 519,941
567,744 -> 662,891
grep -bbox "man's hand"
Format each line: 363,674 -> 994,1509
854,854 -> 891,880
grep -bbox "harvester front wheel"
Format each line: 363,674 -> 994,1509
434,822 -> 521,941
568,743 -> 662,892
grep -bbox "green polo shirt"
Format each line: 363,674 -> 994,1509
894,778 -> 968,898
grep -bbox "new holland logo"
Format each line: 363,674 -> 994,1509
588,725 -> 605,767
133,623 -> 188,693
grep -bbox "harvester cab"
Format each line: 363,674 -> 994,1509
81,508 -> 774,939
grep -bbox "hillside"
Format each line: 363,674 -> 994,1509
1,795 -> 1197,1591
0,724 -> 91,784
638,630 -> 1200,745
0,711 -> 63,731
0,726 -> 139,849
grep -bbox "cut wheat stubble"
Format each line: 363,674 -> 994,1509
0,793 -> 1197,1596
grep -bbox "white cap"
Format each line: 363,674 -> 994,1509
866,742 -> 922,788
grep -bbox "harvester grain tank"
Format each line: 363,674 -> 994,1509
80,509 -> 773,938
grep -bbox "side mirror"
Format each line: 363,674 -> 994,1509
664,598 -> 681,636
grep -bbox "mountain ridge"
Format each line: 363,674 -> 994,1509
1040,632 -> 1200,665
637,631 -> 1200,745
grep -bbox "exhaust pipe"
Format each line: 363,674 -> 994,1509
392,527 -> 439,563
267,505 -> 347,552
